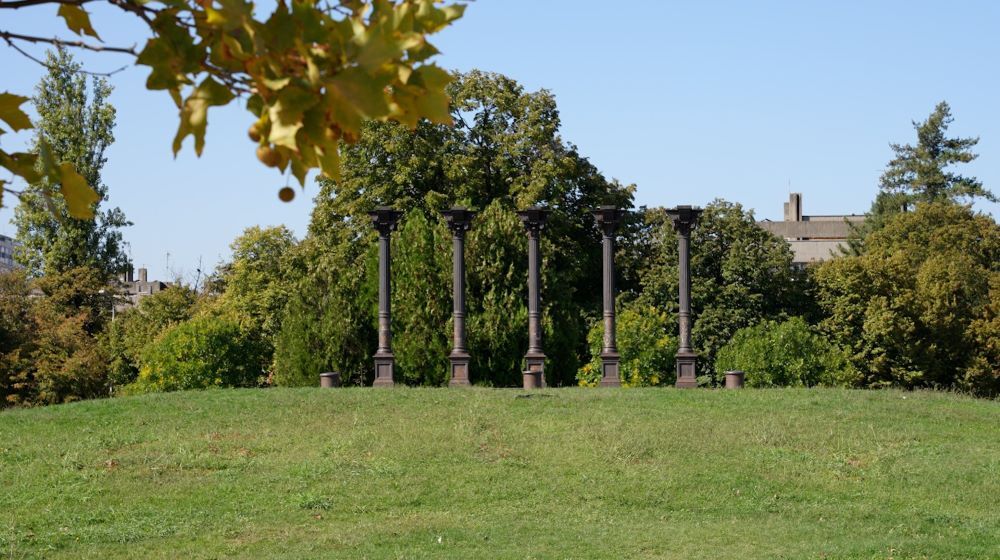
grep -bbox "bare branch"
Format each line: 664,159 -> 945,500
107,0 -> 155,26
5,38 -> 130,76
0,0 -> 92,8
0,30 -> 138,56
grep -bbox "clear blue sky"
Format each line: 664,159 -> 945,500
2,1 -> 998,282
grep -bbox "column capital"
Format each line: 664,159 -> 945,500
592,206 -> 625,236
518,206 -> 549,236
369,206 -> 403,236
441,206 -> 477,235
666,205 -> 703,235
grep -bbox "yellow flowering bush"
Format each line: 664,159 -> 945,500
577,304 -> 677,387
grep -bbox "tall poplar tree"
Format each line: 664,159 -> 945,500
13,48 -> 130,280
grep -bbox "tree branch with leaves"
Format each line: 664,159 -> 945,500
0,0 -> 465,218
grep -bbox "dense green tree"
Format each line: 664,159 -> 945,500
102,286 -> 200,388
274,70 -> 634,386
13,49 -> 130,280
1,267 -> 112,406
965,275 -> 1000,396
272,228 -> 376,387
392,210 -> 451,385
636,200 -> 811,384
214,225 -> 297,345
815,202 -> 1000,396
714,317 -> 856,388
0,271 -> 33,405
129,315 -> 268,394
0,271 -> 32,355
463,201 -> 528,386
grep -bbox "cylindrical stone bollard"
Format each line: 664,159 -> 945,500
320,372 -> 341,388
724,370 -> 745,389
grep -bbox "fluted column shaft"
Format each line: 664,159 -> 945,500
442,207 -> 475,386
518,207 -> 548,389
593,206 -> 623,387
667,205 -> 702,388
369,207 -> 402,387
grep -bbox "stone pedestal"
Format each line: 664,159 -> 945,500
599,352 -> 621,387
449,352 -> 471,387
674,351 -> 698,388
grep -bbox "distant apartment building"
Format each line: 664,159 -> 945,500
0,234 -> 19,273
115,267 -> 170,311
758,193 -> 866,266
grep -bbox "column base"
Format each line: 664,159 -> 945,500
373,352 -> 395,387
599,352 -> 621,387
674,351 -> 698,388
448,351 -> 471,387
523,352 -> 546,389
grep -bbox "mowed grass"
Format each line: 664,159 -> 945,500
1,388 -> 998,559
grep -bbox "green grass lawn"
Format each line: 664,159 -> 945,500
1,388 -> 998,559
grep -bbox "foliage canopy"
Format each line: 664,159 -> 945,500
815,201 -> 1000,396
0,0 -> 466,217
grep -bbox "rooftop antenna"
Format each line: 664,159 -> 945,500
194,255 -> 203,293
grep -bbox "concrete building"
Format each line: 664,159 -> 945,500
0,234 -> 19,273
758,193 -> 866,266
116,266 -> 170,310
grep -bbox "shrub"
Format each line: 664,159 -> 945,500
130,315 -> 267,393
577,303 -> 677,387
714,317 -> 855,388
101,286 -> 199,388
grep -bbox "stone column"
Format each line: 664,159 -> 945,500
518,207 -> 548,389
666,205 -> 703,388
593,206 -> 623,387
442,206 -> 476,387
369,207 -> 403,387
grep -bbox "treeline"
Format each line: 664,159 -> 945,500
1,68 -> 997,406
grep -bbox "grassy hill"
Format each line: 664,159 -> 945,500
1,388 -> 997,559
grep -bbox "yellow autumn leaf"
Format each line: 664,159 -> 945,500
57,4 -> 101,40
0,92 -> 32,132
317,141 -> 341,181
58,162 -> 99,219
173,77 -> 235,156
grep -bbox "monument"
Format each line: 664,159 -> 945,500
518,207 -> 548,389
593,206 -> 624,387
369,206 -> 403,387
666,205 -> 702,388
442,206 -> 476,387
